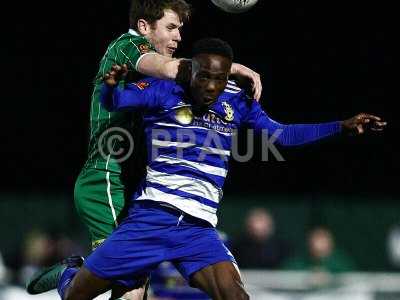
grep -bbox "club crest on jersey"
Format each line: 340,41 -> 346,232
139,43 -> 151,54
222,101 -> 234,121
175,107 -> 193,125
133,81 -> 149,90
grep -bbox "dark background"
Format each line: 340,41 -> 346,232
5,1 -> 395,196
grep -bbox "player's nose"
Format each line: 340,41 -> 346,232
205,82 -> 221,99
206,81 -> 217,92
174,29 -> 182,42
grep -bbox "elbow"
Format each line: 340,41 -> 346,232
160,63 -> 177,80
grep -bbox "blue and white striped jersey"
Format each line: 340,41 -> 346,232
101,78 -> 341,226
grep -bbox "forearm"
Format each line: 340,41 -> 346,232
230,63 -> 242,75
100,84 -> 116,111
273,121 -> 342,146
137,53 -> 188,80
230,62 -> 262,100
247,104 -> 343,146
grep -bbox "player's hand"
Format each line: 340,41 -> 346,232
230,63 -> 262,101
341,113 -> 387,135
103,64 -> 128,86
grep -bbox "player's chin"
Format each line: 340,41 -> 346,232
163,48 -> 175,57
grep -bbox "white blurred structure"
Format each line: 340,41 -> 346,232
242,271 -> 400,300
387,225 -> 400,268
0,252 -> 9,285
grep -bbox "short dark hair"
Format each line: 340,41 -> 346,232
192,38 -> 234,61
129,0 -> 191,30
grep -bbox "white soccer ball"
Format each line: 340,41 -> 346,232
211,0 -> 258,13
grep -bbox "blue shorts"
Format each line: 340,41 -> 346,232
84,201 -> 235,288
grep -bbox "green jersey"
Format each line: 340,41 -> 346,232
85,30 -> 156,173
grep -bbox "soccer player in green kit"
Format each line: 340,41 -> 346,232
27,1 -> 262,299
76,0 -> 190,255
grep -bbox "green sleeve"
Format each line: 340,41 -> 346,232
96,34 -> 156,83
115,36 -> 156,71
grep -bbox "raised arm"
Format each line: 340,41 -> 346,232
138,54 -> 262,100
230,63 -> 262,101
137,53 -> 189,80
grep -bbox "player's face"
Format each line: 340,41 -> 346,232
147,9 -> 182,57
190,54 -> 231,111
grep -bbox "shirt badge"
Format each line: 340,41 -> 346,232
175,107 -> 193,125
138,43 -> 151,54
222,101 -> 234,122
133,81 -> 149,90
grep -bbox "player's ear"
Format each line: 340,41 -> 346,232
137,19 -> 151,35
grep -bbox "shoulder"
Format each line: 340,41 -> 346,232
221,80 -> 253,103
129,77 -> 176,92
126,35 -> 154,52
221,81 -> 254,111
129,78 -> 181,106
219,80 -> 243,104
222,80 -> 243,95
111,32 -> 155,55
111,32 -> 146,46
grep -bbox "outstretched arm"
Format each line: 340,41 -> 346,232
257,117 -> 342,147
245,102 -> 386,146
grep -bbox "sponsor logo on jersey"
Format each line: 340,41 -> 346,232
192,112 -> 235,134
133,81 -> 150,90
139,43 -> 151,54
175,107 -> 194,125
222,101 -> 234,121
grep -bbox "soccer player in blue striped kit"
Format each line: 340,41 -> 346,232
54,38 -> 386,300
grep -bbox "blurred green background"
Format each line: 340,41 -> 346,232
2,192 -> 398,272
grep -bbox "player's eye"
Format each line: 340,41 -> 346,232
197,72 -> 207,79
167,25 -> 177,31
212,76 -> 227,84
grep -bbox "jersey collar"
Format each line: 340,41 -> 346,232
128,29 -> 140,36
